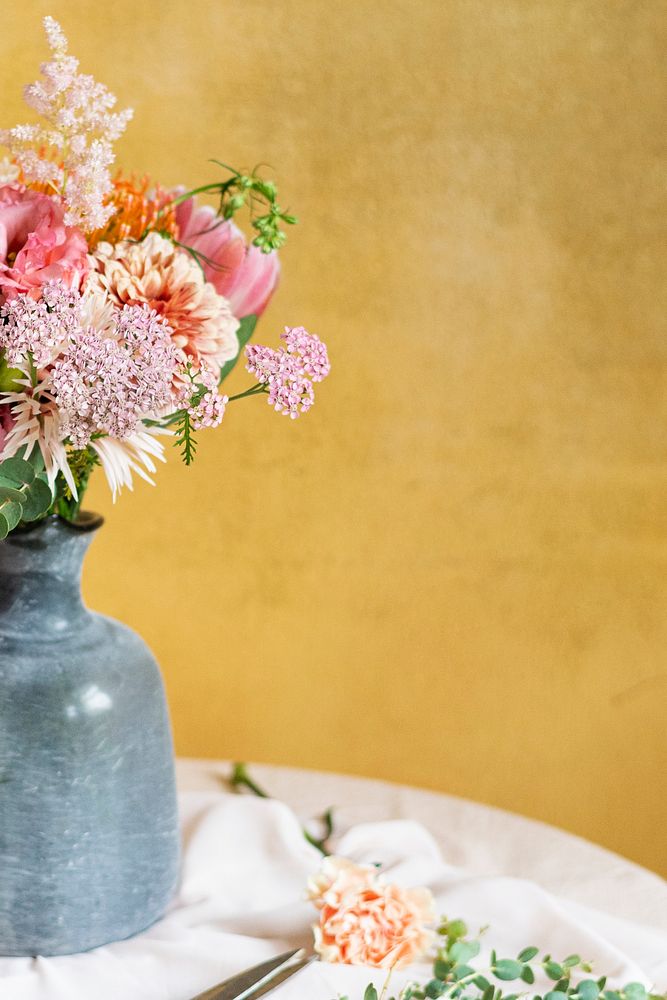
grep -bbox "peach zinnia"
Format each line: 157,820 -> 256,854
308,856 -> 435,969
86,232 -> 239,375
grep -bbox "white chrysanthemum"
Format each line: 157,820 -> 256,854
90,428 -> 169,502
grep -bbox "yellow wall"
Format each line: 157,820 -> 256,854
3,1 -> 665,876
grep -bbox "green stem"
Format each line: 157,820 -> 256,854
230,762 -> 269,799
227,384 -> 268,402
379,967 -> 394,1000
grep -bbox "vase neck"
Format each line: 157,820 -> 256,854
0,517 -> 99,636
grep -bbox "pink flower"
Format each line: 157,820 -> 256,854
87,233 -> 239,376
0,405 -> 15,457
245,327 -> 329,419
176,198 -> 279,318
0,185 -> 89,302
307,857 -> 435,970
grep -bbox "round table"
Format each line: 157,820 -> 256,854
177,758 -> 667,932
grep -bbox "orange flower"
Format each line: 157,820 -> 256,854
87,173 -> 178,248
307,857 -> 435,969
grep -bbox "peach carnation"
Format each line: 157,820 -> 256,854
307,856 -> 435,970
86,232 -> 239,375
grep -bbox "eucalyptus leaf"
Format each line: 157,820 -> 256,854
434,959 -> 451,979
492,959 -> 523,981
518,947 -> 540,962
0,456 -> 34,485
521,966 -> 536,984
364,986 -> 379,1000
545,961 -> 565,981
450,940 -> 480,963
0,497 -> 22,532
21,478 -> 53,522
218,314 -> 258,384
0,513 -> 8,541
577,981 -> 600,1000
0,485 -> 26,504
624,985 -> 648,1000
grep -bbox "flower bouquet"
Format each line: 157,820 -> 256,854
0,17 -> 328,957
0,16 -> 329,531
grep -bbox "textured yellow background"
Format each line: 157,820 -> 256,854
3,1 -> 666,875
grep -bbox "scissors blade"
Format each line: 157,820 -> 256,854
190,949 -> 306,1000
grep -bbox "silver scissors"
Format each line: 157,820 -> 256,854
190,948 -> 314,1000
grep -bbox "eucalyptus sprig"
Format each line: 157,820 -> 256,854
341,919 -> 664,1000
0,453 -> 53,538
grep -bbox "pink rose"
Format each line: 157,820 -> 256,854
176,197 -> 280,318
0,185 -> 89,302
307,857 -> 435,969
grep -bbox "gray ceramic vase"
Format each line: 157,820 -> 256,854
0,515 -> 180,956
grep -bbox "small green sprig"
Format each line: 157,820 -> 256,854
174,408 -> 197,466
159,161 -> 297,255
340,919 -> 665,1000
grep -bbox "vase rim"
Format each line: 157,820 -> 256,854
12,512 -> 104,536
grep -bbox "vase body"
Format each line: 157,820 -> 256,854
0,517 -> 180,956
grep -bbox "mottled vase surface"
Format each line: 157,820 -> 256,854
0,516 -> 180,956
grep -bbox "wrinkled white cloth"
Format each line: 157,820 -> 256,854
0,793 -> 665,1000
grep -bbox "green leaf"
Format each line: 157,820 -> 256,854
474,976 -> 491,991
492,960 -> 523,982
482,986 -> 495,1000
218,314 -> 258,384
623,985 -> 648,1000
425,980 -> 446,998
518,947 -> 540,962
20,478 -> 53,522
452,965 -> 474,981
0,513 -> 9,541
545,993 -> 570,1000
434,959 -> 451,980
364,986 -> 379,1000
603,992 -> 621,1000
577,981 -> 600,1000
450,940 -> 480,964
0,497 -> 22,532
545,962 -> 565,981
0,456 -> 34,485
0,353 -> 25,392
563,956 -> 581,969
521,966 -> 536,984
0,485 -> 26,504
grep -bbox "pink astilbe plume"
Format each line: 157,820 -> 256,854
0,17 -> 132,232
245,326 -> 329,419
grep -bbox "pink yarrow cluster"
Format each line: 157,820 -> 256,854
245,326 -> 330,418
0,281 -> 80,366
51,300 -> 179,448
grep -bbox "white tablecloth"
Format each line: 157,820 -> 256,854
1,760 -> 665,999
